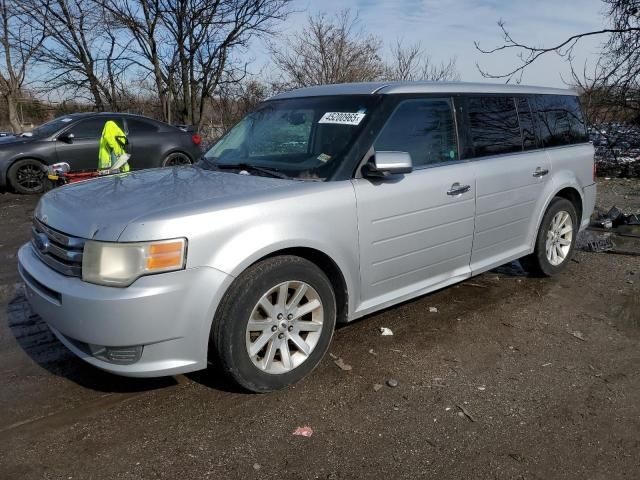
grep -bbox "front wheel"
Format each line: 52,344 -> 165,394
210,255 -> 336,392
8,159 -> 44,194
521,197 -> 578,276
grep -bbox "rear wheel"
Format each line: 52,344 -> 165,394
8,159 -> 44,194
161,152 -> 192,167
521,197 -> 578,276
210,255 -> 336,392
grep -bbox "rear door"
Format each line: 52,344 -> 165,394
353,97 -> 476,313
464,96 -> 551,273
55,116 -> 124,171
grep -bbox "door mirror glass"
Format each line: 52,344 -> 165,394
57,132 -> 75,144
362,151 -> 413,178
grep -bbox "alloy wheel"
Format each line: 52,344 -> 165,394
16,163 -> 44,192
245,281 -> 324,375
545,210 -> 573,266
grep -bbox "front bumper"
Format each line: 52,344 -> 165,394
18,242 -> 232,377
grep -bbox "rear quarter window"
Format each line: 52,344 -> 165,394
534,95 -> 588,147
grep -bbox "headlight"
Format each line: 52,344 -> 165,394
82,238 -> 187,287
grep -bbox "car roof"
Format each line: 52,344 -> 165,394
269,81 -> 576,100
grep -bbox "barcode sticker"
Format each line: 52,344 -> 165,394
318,112 -> 366,126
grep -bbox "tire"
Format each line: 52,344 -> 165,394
521,197 -> 578,277
161,152 -> 192,167
7,159 -> 44,194
211,255 -> 337,392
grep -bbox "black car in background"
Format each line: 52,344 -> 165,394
0,112 -> 202,193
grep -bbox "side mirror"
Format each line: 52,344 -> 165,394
58,132 -> 75,144
362,151 -> 413,179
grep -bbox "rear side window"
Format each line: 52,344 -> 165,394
516,97 -> 537,150
534,95 -> 588,147
467,96 -> 522,157
69,117 -> 123,139
374,98 -> 458,167
127,118 -> 161,134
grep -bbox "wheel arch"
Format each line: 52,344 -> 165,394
257,247 -> 349,324
530,180 -> 585,251
554,186 -> 583,222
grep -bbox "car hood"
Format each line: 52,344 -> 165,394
35,166 -> 295,240
0,135 -> 34,146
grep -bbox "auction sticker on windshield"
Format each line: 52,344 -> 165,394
318,112 -> 366,126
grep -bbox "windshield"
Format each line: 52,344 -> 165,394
32,116 -> 77,137
202,95 -> 379,180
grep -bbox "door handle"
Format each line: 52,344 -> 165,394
532,167 -> 549,178
447,183 -> 471,196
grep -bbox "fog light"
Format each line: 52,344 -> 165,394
89,344 -> 143,365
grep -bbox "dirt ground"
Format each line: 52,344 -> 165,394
1,180 -> 639,480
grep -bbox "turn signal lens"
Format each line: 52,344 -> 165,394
147,241 -> 185,270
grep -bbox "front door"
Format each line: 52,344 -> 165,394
56,116 -> 123,171
353,98 -> 476,314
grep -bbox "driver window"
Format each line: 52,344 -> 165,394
68,117 -> 123,139
374,98 -> 458,167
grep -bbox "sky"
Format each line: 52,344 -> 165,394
250,0 -> 607,88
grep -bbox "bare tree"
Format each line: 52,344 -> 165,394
475,0 -> 640,95
109,0 -> 290,128
384,39 -> 459,81
24,0 -> 132,110
269,10 -> 385,89
0,0 -> 45,132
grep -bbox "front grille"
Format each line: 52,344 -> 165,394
31,218 -> 85,277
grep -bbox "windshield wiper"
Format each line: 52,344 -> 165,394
214,163 -> 290,180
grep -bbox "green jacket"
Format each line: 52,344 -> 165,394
98,120 -> 130,172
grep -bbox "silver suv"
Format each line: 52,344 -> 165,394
18,82 -> 596,392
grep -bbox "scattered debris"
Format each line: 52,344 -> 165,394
379,327 -> 394,336
253,463 -> 261,471
570,331 -> 586,342
508,453 -> 525,463
456,404 -> 477,422
333,357 -> 352,371
428,307 -> 438,313
542,362 -> 552,367
329,352 -> 352,371
463,282 -> 488,288
577,230 -> 614,252
386,379 -> 399,388
373,383 -> 383,392
292,426 -> 313,437
432,378 -> 446,388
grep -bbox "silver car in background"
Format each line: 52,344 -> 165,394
18,82 -> 596,392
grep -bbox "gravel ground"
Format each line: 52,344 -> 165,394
594,177 -> 640,215
1,181 -> 639,480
